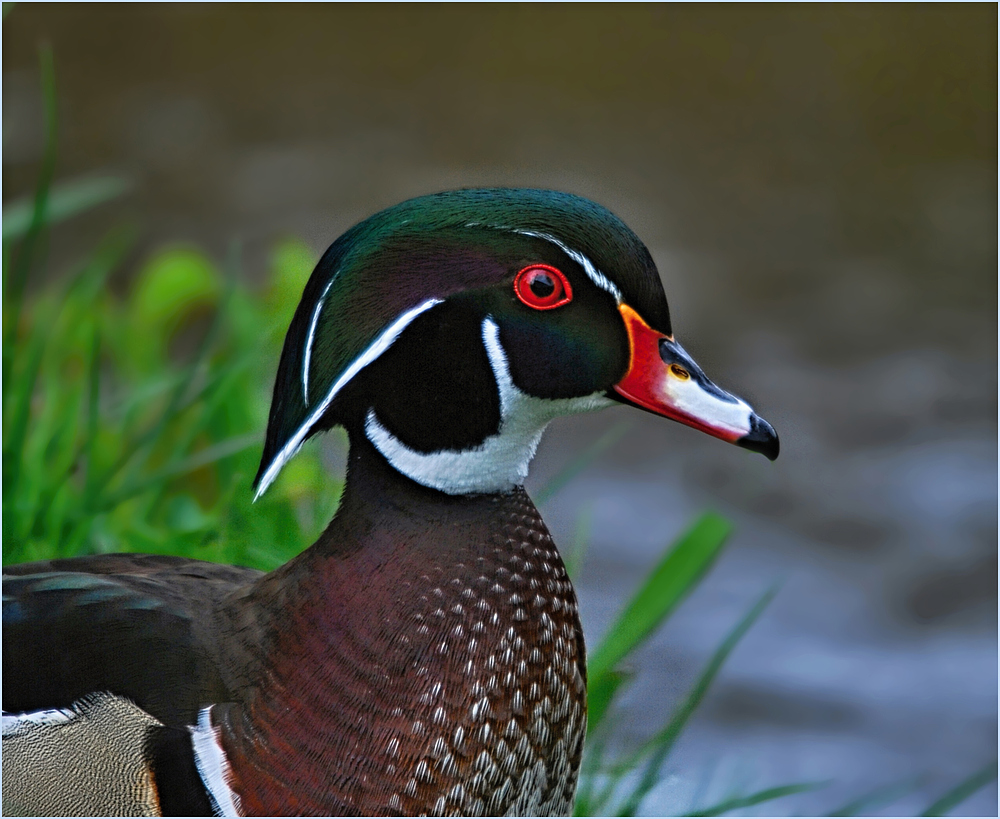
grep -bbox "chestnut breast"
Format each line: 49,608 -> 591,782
219,488 -> 587,816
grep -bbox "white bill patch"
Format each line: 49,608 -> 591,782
661,375 -> 754,439
366,317 -> 613,495
255,298 -> 443,500
191,707 -> 241,818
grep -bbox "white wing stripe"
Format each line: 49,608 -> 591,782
2,707 -> 76,736
191,707 -> 242,817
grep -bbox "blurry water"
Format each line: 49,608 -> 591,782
4,6 -> 996,814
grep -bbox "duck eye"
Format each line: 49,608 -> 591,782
514,264 -> 573,310
530,274 -> 555,298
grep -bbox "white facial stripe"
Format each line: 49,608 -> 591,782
663,377 -> 754,438
190,707 -> 241,817
512,229 -> 623,303
366,317 -> 614,495
464,221 -> 622,303
302,277 -> 336,406
255,297 -> 444,500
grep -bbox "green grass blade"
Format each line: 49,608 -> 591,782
5,230 -> 131,547
687,756 -> 721,816
95,354 -> 252,498
585,668 -> 631,740
686,781 -> 828,817
588,512 -> 732,687
31,368 -> 87,550
2,176 -> 132,243
575,718 -> 614,816
60,225 -> 134,303
535,420 -> 631,505
2,332 -> 47,515
611,586 -> 778,815
89,280 -> 241,501
826,775 -> 923,816
82,325 -> 102,504
135,331 -> 251,519
564,507 -> 593,580
588,735 -> 633,815
919,759 -> 998,817
97,433 -> 259,511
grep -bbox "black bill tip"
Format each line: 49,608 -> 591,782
737,414 -> 780,461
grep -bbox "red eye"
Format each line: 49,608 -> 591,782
513,264 -> 573,310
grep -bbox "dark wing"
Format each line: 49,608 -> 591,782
3,554 -> 263,727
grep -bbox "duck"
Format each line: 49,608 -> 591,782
2,188 -> 778,817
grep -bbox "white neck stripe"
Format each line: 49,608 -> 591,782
255,297 -> 443,500
302,277 -> 336,406
191,707 -> 241,817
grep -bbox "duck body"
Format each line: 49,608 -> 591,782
7,442 -> 582,816
3,189 -> 777,816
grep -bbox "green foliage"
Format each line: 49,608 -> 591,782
574,558 -> 784,816
2,229 -> 336,570
587,512 -> 733,731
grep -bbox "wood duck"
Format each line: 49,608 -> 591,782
2,189 -> 778,817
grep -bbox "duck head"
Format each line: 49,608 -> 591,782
254,189 -> 778,498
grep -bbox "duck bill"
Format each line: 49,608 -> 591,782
612,304 -> 779,460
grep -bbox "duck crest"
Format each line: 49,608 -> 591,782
218,448 -> 586,815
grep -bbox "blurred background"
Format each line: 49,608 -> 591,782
4,5 -> 996,815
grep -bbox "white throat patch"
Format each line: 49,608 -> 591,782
365,317 -> 613,495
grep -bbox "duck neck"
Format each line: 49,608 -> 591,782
216,436 -> 589,815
